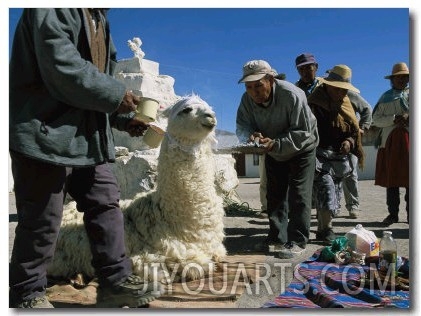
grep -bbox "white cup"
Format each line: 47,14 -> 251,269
143,124 -> 165,148
135,97 -> 159,123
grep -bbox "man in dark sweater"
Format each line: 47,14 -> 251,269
9,9 -> 160,308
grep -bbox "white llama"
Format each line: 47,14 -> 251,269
47,94 -> 226,283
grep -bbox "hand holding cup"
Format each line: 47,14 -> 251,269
117,90 -> 140,114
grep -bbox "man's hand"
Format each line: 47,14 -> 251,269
249,132 -> 264,144
249,132 -> 274,152
117,91 -> 140,114
126,118 -> 149,137
260,137 -> 275,152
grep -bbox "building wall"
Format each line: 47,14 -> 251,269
358,146 -> 377,180
244,154 -> 261,178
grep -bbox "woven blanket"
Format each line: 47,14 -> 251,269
263,251 -> 409,309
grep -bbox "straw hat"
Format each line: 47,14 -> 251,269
384,62 -> 409,79
319,64 -> 360,93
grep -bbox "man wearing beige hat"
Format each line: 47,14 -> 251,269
294,53 -> 372,220
236,60 -> 319,258
307,64 -> 365,243
372,62 -> 409,226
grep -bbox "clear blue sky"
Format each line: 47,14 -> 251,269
8,7 -> 410,133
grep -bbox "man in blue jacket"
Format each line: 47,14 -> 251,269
9,9 -> 160,308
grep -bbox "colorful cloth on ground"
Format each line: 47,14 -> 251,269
262,251 -> 409,309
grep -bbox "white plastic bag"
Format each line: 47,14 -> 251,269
345,224 -> 379,257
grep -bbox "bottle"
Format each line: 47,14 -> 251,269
378,231 -> 397,277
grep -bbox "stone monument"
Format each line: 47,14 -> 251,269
112,37 -> 239,200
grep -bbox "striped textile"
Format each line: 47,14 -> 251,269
263,251 -> 409,309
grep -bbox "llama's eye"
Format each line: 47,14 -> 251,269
180,107 -> 193,114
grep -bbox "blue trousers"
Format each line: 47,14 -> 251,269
9,151 -> 132,302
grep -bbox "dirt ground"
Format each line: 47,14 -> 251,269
8,178 -> 410,309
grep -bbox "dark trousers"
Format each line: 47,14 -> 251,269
387,187 -> 409,216
265,148 -> 315,247
9,151 -> 131,302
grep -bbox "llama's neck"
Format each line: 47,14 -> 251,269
156,138 -> 217,211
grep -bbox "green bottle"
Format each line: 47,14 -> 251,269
378,231 -> 397,277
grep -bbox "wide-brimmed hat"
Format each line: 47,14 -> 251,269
319,64 -> 360,93
295,53 -> 317,68
384,62 -> 409,79
238,60 -> 276,83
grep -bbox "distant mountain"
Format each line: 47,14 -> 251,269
215,129 -> 235,136
215,129 -> 240,149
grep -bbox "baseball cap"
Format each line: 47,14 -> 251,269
238,60 -> 276,83
295,53 -> 317,68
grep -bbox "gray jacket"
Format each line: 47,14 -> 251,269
236,79 -> 319,161
9,8 -> 131,167
347,90 -> 372,130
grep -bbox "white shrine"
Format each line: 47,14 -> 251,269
111,37 -> 239,200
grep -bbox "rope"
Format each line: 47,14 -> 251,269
223,195 -> 257,217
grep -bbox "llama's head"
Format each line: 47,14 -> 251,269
163,94 -> 217,151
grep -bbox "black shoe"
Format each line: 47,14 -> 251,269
277,241 -> 305,259
254,237 -> 283,252
382,214 -> 399,226
324,229 -> 336,242
256,211 -> 268,219
96,274 -> 161,308
316,229 -> 336,244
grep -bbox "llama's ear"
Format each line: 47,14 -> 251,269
162,96 -> 183,119
161,105 -> 172,118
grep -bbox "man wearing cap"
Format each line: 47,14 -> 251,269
372,62 -> 409,225
236,60 -> 319,259
295,53 -> 321,96
295,53 -> 372,219
307,64 -> 365,243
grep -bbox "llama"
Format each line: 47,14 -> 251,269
47,94 -> 227,283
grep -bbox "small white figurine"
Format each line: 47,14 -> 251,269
127,37 -> 145,59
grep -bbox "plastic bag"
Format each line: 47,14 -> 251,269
345,224 -> 379,257
319,236 -> 348,262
